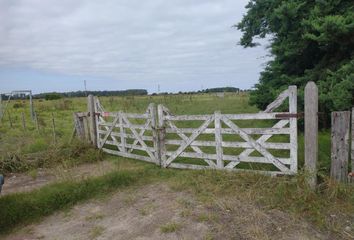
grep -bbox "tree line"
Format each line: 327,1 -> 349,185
0,89 -> 148,100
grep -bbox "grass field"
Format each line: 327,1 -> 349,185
0,92 -> 332,174
0,93 -> 352,238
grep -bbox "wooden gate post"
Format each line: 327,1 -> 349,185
87,95 -> 97,147
331,111 -> 350,182
73,113 -> 85,140
304,81 -> 318,189
288,85 -> 298,173
157,104 -> 167,167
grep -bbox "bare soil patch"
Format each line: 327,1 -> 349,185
4,183 -> 334,240
4,184 -> 209,240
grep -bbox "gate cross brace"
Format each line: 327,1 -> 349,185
121,114 -> 157,162
165,116 -> 214,167
167,120 -> 217,168
221,116 -> 290,173
226,119 -> 289,169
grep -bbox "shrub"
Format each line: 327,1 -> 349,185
13,102 -> 25,108
45,93 -> 62,100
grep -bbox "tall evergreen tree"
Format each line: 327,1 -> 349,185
237,0 -> 354,115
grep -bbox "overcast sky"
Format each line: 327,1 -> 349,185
0,0 -> 269,94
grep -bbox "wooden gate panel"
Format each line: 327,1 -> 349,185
158,85 -> 297,175
96,101 -> 158,164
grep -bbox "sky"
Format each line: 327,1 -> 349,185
0,0 -> 269,94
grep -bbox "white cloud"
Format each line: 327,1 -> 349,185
0,0 -> 269,92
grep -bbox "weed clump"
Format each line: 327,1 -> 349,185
0,142 -> 103,174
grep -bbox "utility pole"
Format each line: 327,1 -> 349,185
84,80 -> 88,96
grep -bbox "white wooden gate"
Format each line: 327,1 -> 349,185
94,85 -> 298,175
158,86 -> 298,175
96,100 -> 159,164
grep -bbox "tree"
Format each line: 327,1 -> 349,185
237,0 -> 354,115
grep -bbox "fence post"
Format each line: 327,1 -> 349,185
331,111 -> 350,182
29,91 -> 34,121
6,110 -> 13,128
214,111 -> 223,168
304,81 -> 318,189
34,112 -> 39,133
51,113 -> 56,144
21,112 -> 25,130
149,103 -> 160,165
87,95 -> 97,147
288,85 -> 297,173
73,113 -> 85,141
157,104 -> 166,167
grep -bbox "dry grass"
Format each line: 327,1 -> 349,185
160,222 -> 183,233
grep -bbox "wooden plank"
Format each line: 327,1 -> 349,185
157,104 -> 167,167
165,127 -> 290,135
97,130 -> 154,141
331,111 -> 350,182
149,103 -> 159,164
119,112 -> 126,152
165,151 -> 290,165
169,163 -> 292,176
164,112 -> 291,121
221,115 -> 290,173
214,111 -> 223,168
128,107 -> 151,154
99,122 -> 153,130
96,115 -> 123,151
98,112 -> 149,119
304,81 -> 318,189
225,119 -> 289,169
95,97 -> 106,112
167,120 -> 217,167
76,112 -> 88,118
263,89 -> 289,113
101,148 -> 156,163
105,140 -> 156,152
121,114 -> 157,161
99,113 -> 119,148
164,139 -> 291,149
73,113 -> 85,140
165,116 -> 214,167
169,163 -> 214,170
288,85 -> 298,173
84,115 -> 91,143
